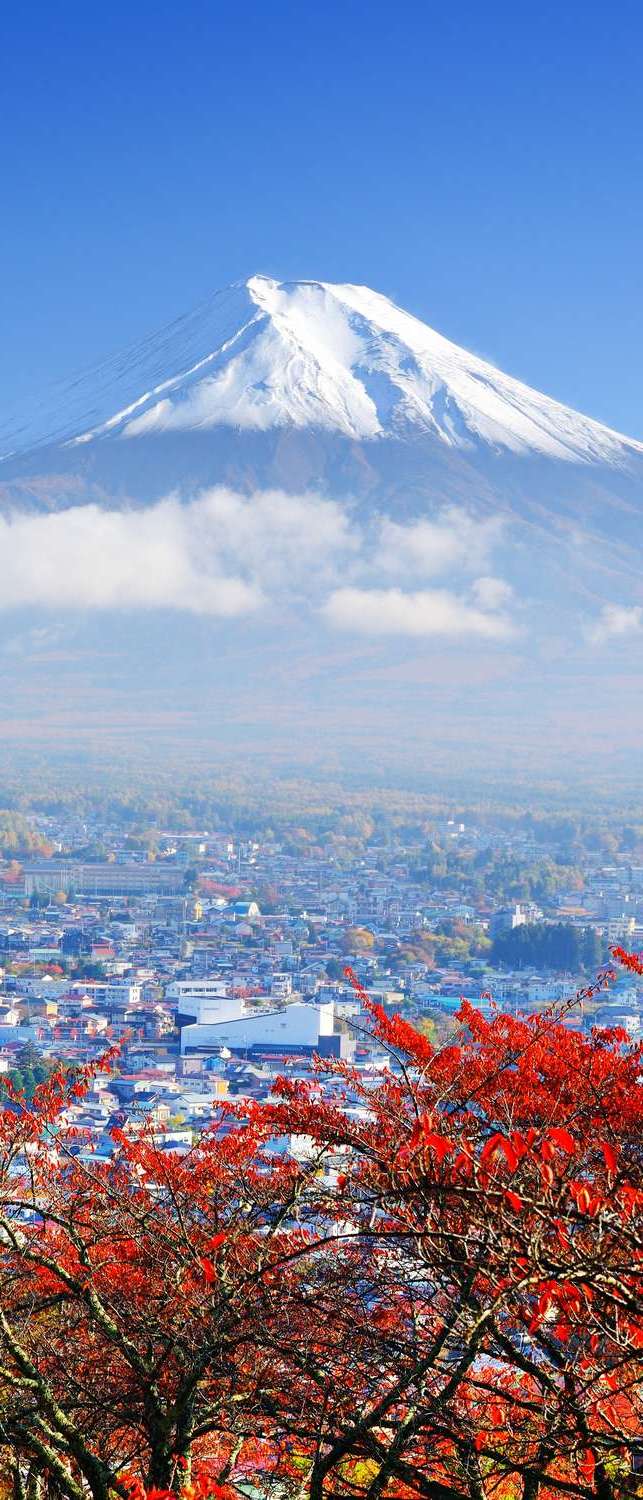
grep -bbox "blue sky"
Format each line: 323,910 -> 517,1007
1,0 -> 642,437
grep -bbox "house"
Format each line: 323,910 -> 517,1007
230,900 -> 261,922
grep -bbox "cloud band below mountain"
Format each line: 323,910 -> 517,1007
322,586 -> 515,638
0,488 -> 515,640
0,489 -> 352,617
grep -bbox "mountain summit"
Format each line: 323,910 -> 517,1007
2,276 -> 641,473
55,273 -> 643,466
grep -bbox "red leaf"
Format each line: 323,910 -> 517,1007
504,1190 -> 523,1214
578,1452 -> 595,1483
424,1131 -> 454,1164
611,945 -> 643,975
199,1256 -> 216,1284
619,1185 -> 643,1219
547,1127 -> 577,1154
453,1150 -> 473,1178
207,1231 -> 227,1251
481,1132 -> 519,1172
407,1115 -> 453,1163
510,1131 -> 529,1160
600,1141 -> 618,1173
570,1182 -> 591,1214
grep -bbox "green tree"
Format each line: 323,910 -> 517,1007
492,922 -> 604,973
17,1042 -> 43,1071
75,960 -> 106,980
20,1068 -> 36,1102
29,890 -> 49,909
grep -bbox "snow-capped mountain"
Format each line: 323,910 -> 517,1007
2,275 -> 642,577
3,274 -> 641,466
0,275 -> 642,773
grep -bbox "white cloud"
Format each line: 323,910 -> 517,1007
193,487 -> 356,592
374,508 -> 502,579
587,604 -> 643,645
0,488 -> 354,616
0,486 -> 515,644
471,576 -> 514,610
321,586 -> 515,639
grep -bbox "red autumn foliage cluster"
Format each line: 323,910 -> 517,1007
0,953 -> 641,1500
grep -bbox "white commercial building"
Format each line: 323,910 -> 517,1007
168,980 -> 241,1026
180,999 -> 336,1057
167,979 -> 228,1004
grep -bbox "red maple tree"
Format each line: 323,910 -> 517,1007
0,954 -> 640,1500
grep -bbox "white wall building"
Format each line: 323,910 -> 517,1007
271,973 -> 293,998
104,981 -> 142,1007
168,980 -> 243,1026
180,999 -> 335,1056
526,977 -> 574,1003
166,979 -> 228,1003
166,979 -> 241,1024
20,977 -> 68,999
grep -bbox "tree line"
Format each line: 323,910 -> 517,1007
492,921 -> 606,972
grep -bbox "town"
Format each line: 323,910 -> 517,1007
0,792 -> 641,1154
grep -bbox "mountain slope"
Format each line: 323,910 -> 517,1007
4,275 -> 640,468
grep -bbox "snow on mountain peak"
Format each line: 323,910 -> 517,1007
39,274 -> 643,465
